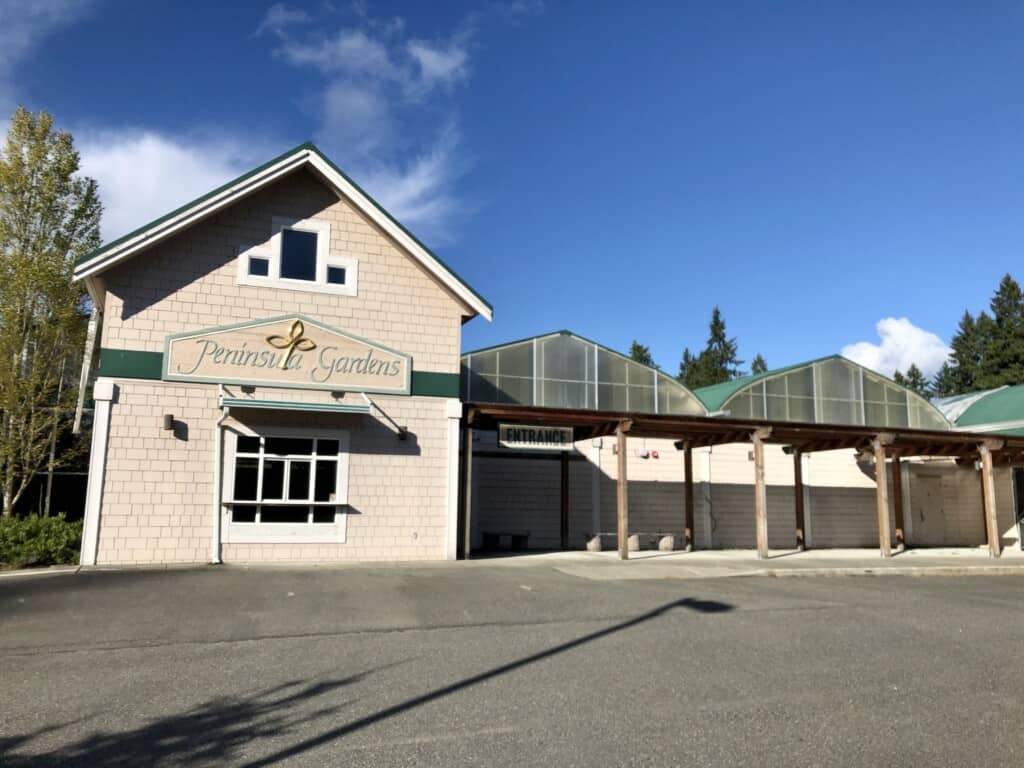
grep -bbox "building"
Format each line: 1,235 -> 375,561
74,143 -> 490,565
74,145 -> 1024,566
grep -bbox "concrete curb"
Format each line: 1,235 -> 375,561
0,565 -> 80,579
753,565 -> 1024,579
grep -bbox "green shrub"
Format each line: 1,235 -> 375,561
0,515 -> 82,568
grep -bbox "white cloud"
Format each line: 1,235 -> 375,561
492,0 -> 546,21
0,0 -> 94,111
841,317 -> 952,379
273,9 -> 478,242
77,131 -> 271,242
254,3 -> 310,38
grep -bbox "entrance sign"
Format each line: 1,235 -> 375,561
163,314 -> 412,394
499,423 -> 574,451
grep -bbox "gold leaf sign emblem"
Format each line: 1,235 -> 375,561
266,320 -> 317,369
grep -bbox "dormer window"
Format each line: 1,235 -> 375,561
237,215 -> 358,296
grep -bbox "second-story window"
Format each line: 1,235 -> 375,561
237,215 -> 358,296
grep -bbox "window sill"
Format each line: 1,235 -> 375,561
238,274 -> 357,297
223,520 -> 347,545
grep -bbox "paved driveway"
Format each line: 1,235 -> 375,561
1,564 -> 1023,766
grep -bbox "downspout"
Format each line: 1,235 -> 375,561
211,385 -> 230,564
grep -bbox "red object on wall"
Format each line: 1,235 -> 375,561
651,450 -> 659,459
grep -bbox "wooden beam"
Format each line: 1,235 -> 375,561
793,449 -> 806,551
873,438 -> 892,558
560,449 -> 569,550
892,456 -> 905,550
616,423 -> 629,560
463,425 -> 474,560
979,444 -> 1002,558
683,442 -> 695,551
752,429 -> 769,559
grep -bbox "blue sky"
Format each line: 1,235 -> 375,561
8,1 -> 1024,377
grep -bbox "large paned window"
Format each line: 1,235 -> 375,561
227,433 -> 349,532
237,216 -> 358,296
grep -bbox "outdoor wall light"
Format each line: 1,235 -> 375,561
162,414 -> 174,431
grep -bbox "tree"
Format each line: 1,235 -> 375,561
629,340 -> 656,368
978,273 -> 1024,388
751,354 -> 768,375
931,361 -> 956,398
677,307 -> 743,389
0,107 -> 100,515
947,310 -> 989,394
895,364 -> 930,398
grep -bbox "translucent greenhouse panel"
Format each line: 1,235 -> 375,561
497,373 -> 533,405
460,362 -> 470,400
657,374 -> 704,415
469,349 -> 499,376
911,399 -> 950,430
541,378 -> 591,409
861,374 -> 886,427
538,335 -> 588,383
628,383 -> 656,413
815,359 -> 862,425
598,382 -> 629,411
726,389 -> 756,419
766,377 -> 788,420
598,349 -> 628,385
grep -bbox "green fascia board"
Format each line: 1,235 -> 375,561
98,347 -> 458,398
75,141 -> 492,315
410,371 -> 460,397
98,348 -> 164,379
693,355 -> 842,411
955,385 -> 1024,427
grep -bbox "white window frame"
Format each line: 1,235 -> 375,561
236,216 -> 358,297
222,424 -> 350,544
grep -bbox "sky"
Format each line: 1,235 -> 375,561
6,0 -> 1024,379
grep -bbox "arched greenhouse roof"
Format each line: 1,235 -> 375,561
461,331 -> 707,416
695,355 -> 951,431
934,384 -> 1024,435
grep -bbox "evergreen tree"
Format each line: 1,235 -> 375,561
751,354 -> 768,375
931,361 -> 956,398
978,274 -> 1024,387
901,364 -> 930,398
629,340 -> 656,368
677,307 -> 743,389
948,310 -> 988,393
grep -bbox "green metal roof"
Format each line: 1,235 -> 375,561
75,141 -> 492,313
954,385 -> 1024,428
693,355 -> 839,412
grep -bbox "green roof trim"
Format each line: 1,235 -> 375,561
75,141 -> 492,315
693,355 -> 841,412
954,385 -> 1024,427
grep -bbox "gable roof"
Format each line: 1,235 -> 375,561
73,141 -> 492,321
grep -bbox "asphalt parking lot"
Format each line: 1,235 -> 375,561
2,564 -> 1023,767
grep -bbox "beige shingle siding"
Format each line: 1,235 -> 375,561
93,167 -> 466,565
99,168 -> 467,372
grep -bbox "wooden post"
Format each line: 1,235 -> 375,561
979,442 -> 1002,558
560,449 -> 569,550
892,456 -> 905,550
616,422 -> 630,560
793,449 -> 806,551
683,442 -> 695,551
752,428 -> 771,559
462,424 -> 474,560
873,438 -> 892,558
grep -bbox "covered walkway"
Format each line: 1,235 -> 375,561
462,403 -> 1024,561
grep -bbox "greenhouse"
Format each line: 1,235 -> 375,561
460,331 -> 707,416
694,355 -> 951,430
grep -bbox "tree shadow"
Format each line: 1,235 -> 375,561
1,596 -> 732,767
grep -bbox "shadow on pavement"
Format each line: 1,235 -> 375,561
0,596 -> 732,767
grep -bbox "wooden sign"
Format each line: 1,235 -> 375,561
498,423 -> 574,451
163,314 -> 411,394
